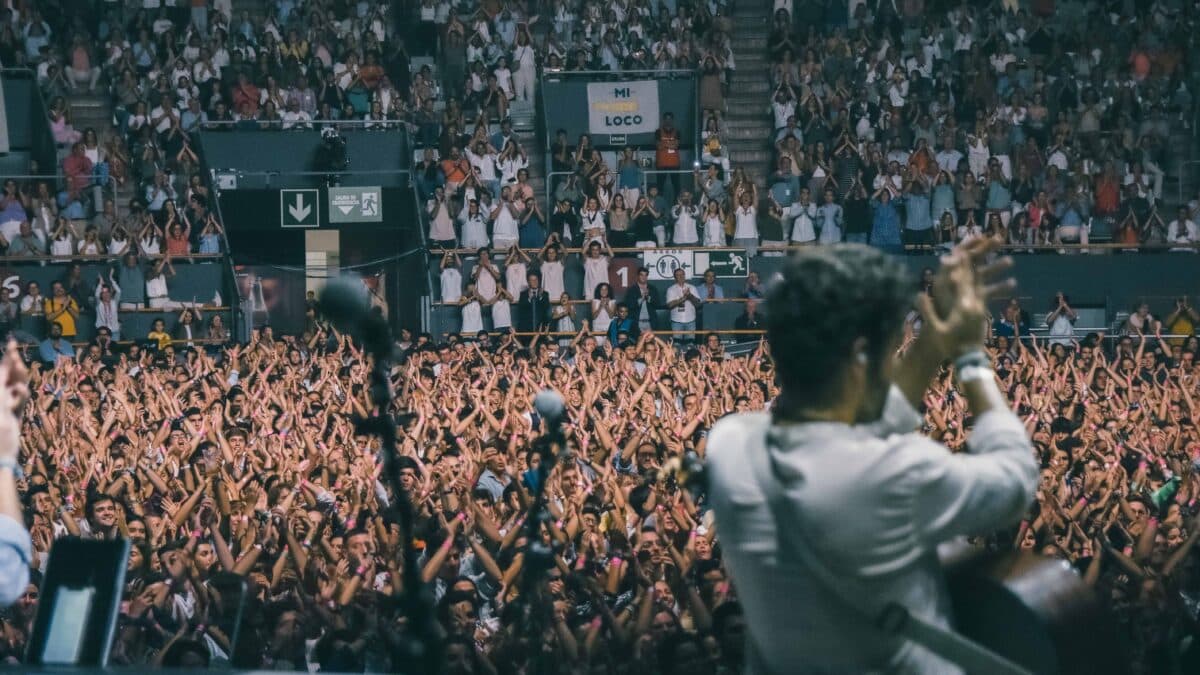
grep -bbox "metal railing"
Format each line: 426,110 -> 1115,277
544,170 -> 574,207
426,241 -> 1200,257
642,169 -> 698,195
199,118 -> 411,131
1,68 -> 57,172
0,253 -> 225,263
407,173 -> 437,332
431,296 -> 758,307
1,173 -> 122,223
426,324 -> 1198,343
209,168 -> 413,189
902,242 -> 1200,253
1178,158 -> 1200,206
540,69 -> 697,80
542,168 -> 709,210
204,174 -> 245,342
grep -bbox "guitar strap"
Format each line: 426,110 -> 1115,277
751,428 -> 1031,675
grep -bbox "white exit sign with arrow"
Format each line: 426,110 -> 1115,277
280,189 -> 320,228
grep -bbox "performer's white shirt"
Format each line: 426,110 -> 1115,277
707,386 -> 1036,674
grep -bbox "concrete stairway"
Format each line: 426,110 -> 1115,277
723,0 -> 775,191
64,92 -> 138,213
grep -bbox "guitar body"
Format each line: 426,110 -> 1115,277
941,544 -> 1128,675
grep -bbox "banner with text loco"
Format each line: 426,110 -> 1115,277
587,81 -> 660,136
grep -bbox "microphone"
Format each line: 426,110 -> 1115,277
318,274 -> 389,355
318,274 -> 371,332
533,389 -> 566,436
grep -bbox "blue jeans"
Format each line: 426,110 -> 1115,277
671,320 -> 695,343
844,232 -> 868,244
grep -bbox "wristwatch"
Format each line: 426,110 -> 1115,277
958,365 -> 996,384
0,456 -> 23,480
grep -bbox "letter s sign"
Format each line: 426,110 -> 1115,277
1,274 -> 20,299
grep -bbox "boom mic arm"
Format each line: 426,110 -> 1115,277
317,276 -> 441,674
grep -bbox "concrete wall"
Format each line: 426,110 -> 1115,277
2,74 -> 57,173
198,129 -> 411,189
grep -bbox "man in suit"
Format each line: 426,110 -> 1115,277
516,270 -> 551,333
622,266 -> 661,334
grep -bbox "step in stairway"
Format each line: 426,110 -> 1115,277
722,0 -> 775,206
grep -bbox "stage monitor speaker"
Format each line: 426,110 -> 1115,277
25,537 -> 130,667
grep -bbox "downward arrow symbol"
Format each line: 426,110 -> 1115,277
288,194 -> 311,222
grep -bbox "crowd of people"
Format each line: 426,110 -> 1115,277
414,0 -> 1200,299
750,0 -> 1200,251
0,173 -> 225,260
1,1 -> 1199,671
15,0 -> 1200,263
0,278 -> 1191,671
437,242 -> 766,340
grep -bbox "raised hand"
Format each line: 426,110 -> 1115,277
918,247 -> 1001,361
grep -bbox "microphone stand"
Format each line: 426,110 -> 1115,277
512,413 -> 568,673
349,313 -> 442,674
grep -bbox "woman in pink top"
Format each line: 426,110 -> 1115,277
47,97 -> 81,146
65,34 -> 100,93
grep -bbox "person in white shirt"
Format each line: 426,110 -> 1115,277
787,188 -> 817,244
95,272 -> 122,340
496,141 -> 528,186
439,251 -> 463,303
953,21 -> 973,52
770,88 -> 796,131
664,267 -> 701,342
492,57 -> 514,100
149,93 -> 177,134
427,187 -> 456,246
1167,206 -> 1198,252
146,255 -> 185,310
459,198 -> 490,250
1044,292 -> 1077,347
486,287 -> 514,331
935,144 -> 963,174
490,187 -> 520,250
467,141 -> 501,198
671,192 -> 700,245
732,188 -> 760,256
708,241 -> 1035,675
280,98 -> 312,129
512,29 -> 537,102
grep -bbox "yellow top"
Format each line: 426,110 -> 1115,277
43,296 -> 79,337
148,330 -> 172,350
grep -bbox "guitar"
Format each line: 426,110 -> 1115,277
941,543 -> 1128,675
